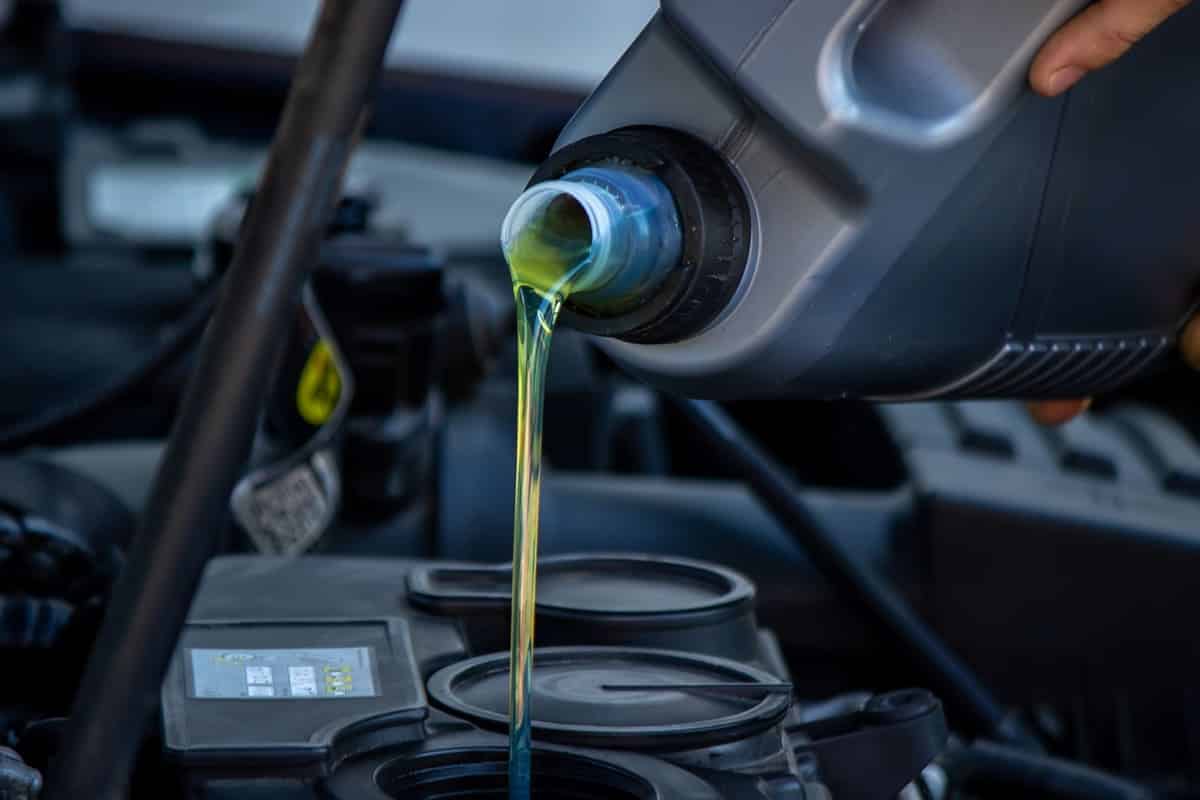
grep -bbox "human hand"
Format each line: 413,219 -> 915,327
1026,0 -> 1197,426
1029,0 -> 1192,96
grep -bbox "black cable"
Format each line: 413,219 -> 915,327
41,3 -> 404,798
0,283 -> 220,452
945,741 -> 1153,799
671,397 -> 1038,748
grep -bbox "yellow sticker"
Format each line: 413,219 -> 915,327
296,340 -> 342,425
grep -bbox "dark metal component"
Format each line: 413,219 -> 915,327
312,238 -> 446,413
312,239 -> 447,518
41,3 -> 404,798
673,398 -> 1037,748
0,458 -> 131,652
0,458 -> 132,593
861,689 -> 938,725
601,682 -> 794,696
0,746 -> 42,800
789,690 -> 947,800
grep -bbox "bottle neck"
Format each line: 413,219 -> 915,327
501,165 -> 682,316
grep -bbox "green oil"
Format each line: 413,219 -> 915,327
504,194 -> 594,800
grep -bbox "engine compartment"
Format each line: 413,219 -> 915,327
160,553 -> 940,799
4,314 -> 1200,797
1,2 -> 1199,798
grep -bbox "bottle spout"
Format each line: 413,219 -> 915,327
501,165 -> 683,316
509,127 -> 752,344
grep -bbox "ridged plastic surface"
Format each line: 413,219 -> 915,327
924,335 -> 1172,399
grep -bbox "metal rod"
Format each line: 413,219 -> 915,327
672,398 -> 1038,749
42,3 -> 404,798
601,682 -> 794,696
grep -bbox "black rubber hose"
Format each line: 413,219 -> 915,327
946,741 -> 1154,799
0,283 -> 219,452
672,398 -> 1037,748
40,3 -> 404,798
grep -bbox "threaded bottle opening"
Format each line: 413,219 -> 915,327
501,181 -> 607,299
502,165 -> 681,315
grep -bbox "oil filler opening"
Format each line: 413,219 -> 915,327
373,748 -> 653,800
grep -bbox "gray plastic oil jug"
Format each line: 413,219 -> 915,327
509,0 -> 1200,400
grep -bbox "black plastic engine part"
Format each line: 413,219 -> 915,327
306,240 -> 508,521
162,618 -> 428,775
787,689 -> 947,800
310,237 -> 447,415
0,457 -> 132,613
160,553 -> 942,798
408,553 -> 761,661
207,187 -> 508,526
426,646 -> 791,754
673,397 -> 1030,749
325,731 -> 729,800
428,398 -> 921,687
876,400 -> 1200,783
311,239 -> 447,519
207,180 -> 442,526
0,456 -> 131,716
206,177 -> 510,416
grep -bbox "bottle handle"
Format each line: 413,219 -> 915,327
819,0 -> 1088,148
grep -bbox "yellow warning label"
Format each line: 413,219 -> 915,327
296,340 -> 342,425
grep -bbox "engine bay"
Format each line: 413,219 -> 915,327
1,2 -> 1200,799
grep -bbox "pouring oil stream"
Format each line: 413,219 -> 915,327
501,166 -> 683,799
504,196 -> 589,799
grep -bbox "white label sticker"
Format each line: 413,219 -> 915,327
245,666 -> 273,685
249,465 -> 329,551
289,665 -> 318,697
190,647 -> 377,700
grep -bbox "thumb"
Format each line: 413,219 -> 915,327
1028,398 -> 1092,426
1181,315 -> 1200,371
1030,0 -> 1191,96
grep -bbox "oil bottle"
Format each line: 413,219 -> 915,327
509,0 -> 1200,401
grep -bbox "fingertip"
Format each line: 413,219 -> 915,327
1029,22 -> 1079,96
1045,65 -> 1087,96
1028,398 -> 1091,426
1029,60 -> 1058,97
1031,0 -> 1189,95
1181,316 -> 1200,371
